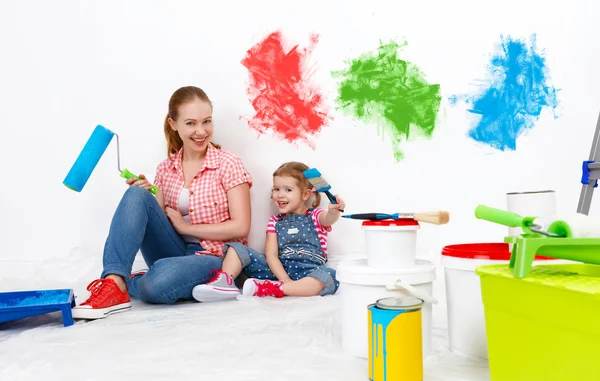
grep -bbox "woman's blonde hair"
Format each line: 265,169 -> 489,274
164,86 -> 221,157
273,161 -> 321,208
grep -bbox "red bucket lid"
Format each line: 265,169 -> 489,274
441,243 -> 555,260
362,219 -> 419,227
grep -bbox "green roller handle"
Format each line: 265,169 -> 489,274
474,205 -> 526,228
120,168 -> 158,195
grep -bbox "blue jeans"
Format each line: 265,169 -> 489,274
224,242 -> 339,296
101,187 -> 224,304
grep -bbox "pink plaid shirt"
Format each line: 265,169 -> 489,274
154,144 -> 253,257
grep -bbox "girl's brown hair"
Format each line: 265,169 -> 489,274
164,86 -> 221,157
273,161 -> 321,208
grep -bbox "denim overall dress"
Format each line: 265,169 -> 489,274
276,209 -> 327,272
226,208 -> 339,296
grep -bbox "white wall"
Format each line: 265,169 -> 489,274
1,0 -> 599,292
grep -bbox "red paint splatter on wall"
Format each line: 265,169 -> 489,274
241,31 -> 332,148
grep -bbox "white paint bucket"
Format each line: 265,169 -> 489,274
362,219 -> 420,269
506,190 -> 556,238
441,243 -> 559,359
336,258 -> 436,359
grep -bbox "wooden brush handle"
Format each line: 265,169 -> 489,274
413,210 -> 450,225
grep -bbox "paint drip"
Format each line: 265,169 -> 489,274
332,39 -> 442,161
368,302 -> 423,381
241,31 -> 332,149
449,34 -> 560,151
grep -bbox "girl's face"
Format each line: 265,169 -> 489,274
271,175 -> 311,214
169,98 -> 213,156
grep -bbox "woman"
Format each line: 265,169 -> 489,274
72,86 -> 253,319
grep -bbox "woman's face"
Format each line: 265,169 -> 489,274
169,98 -> 213,155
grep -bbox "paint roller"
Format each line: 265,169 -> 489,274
63,125 -> 158,194
475,205 -> 600,238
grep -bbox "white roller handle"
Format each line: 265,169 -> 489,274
386,278 -> 438,305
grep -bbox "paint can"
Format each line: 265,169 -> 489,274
362,219 -> 420,269
368,296 -> 424,381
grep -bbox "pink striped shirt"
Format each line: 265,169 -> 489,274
266,208 -> 332,256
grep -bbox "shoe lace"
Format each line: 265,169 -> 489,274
86,279 -> 115,301
255,280 -> 283,297
207,270 -> 231,285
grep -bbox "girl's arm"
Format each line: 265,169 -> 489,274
265,232 -> 292,282
178,182 -> 251,241
319,194 -> 346,227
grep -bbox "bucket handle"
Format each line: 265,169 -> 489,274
385,278 -> 438,305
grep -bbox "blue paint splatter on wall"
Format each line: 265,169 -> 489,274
450,34 -> 559,151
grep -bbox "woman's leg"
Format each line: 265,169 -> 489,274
102,186 -> 186,289
73,187 -> 186,320
130,245 -> 224,304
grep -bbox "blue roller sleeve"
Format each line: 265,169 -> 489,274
63,125 -> 115,192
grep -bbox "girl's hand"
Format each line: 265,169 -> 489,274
126,173 -> 152,191
329,195 -> 346,212
165,207 -> 189,235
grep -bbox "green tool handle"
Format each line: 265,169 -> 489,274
120,168 -> 158,195
474,205 -> 524,227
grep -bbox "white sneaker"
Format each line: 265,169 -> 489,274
192,270 -> 240,302
242,278 -> 284,298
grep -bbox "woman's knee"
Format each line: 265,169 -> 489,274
122,186 -> 154,205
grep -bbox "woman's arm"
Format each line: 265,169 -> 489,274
178,182 -> 251,241
155,189 -> 165,210
265,232 -> 291,282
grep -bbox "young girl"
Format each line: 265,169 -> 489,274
71,86 -> 253,319
193,161 -> 345,301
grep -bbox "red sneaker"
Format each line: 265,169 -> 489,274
242,279 -> 284,298
72,278 -> 131,320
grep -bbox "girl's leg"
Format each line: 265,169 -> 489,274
281,277 -> 324,296
73,187 -> 186,320
244,264 -> 338,298
221,246 -> 244,278
192,243 -> 273,302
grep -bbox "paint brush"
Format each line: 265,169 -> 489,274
342,211 -> 450,225
302,168 -> 344,212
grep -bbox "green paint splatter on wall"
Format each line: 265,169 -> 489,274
332,40 -> 442,160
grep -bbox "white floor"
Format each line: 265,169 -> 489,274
0,255 -> 490,381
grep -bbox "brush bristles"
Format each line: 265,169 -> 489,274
414,211 -> 450,225
306,176 -> 331,191
303,168 -> 332,191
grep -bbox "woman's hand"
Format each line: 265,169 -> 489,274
165,207 -> 190,235
125,173 -> 152,191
